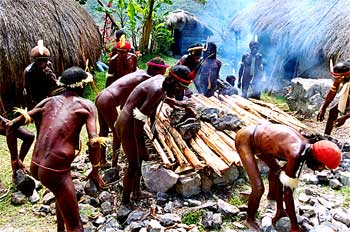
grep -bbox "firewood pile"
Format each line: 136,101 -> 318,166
145,94 -> 315,176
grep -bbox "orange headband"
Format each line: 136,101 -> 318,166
169,70 -> 191,84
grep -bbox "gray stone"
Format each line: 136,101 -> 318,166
116,205 -> 132,224
42,192 -> 55,205
212,166 -> 240,186
72,178 -> 85,200
261,216 -> 274,232
317,205 -> 332,224
142,162 -> 179,193
147,219 -> 163,232
29,189 -> 40,203
217,199 -> 240,216
175,172 -> 201,197
38,204 -> 51,214
103,167 -> 119,184
275,217 -> 291,232
329,178 -> 343,190
156,192 -> 168,205
93,216 -> 106,226
156,213 -> 181,226
125,209 -> 148,225
84,178 -> 98,197
200,173 -> 213,192
98,191 -> 114,203
186,199 -> 202,207
338,171 -> 350,186
332,208 -> 350,226
11,191 -> 27,205
300,173 -> 319,185
101,201 -> 113,215
298,192 -> 311,203
14,169 -> 35,197
309,224 -> 336,232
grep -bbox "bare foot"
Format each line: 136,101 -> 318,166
131,190 -> 153,200
244,219 -> 261,231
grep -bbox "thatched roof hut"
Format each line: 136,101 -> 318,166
166,9 -> 213,56
0,0 -> 102,112
229,0 -> 350,81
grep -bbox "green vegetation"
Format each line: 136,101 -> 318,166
339,186 -> 350,207
261,92 -> 290,111
229,195 -> 247,206
182,210 -> 204,225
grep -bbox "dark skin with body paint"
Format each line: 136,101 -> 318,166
6,88 -> 104,232
115,73 -> 189,206
96,65 -> 167,168
235,123 -> 325,232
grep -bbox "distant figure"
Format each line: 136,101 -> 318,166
216,75 -> 238,96
177,43 -> 204,100
111,30 -> 135,56
317,61 -> 350,135
95,57 -> 168,168
96,59 -> 109,72
238,40 -> 264,99
235,123 -> 341,232
197,42 -> 222,97
7,67 -> 105,232
23,40 -> 58,109
106,35 -> 137,87
115,65 -> 193,206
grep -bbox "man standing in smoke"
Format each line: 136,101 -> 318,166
238,40 -> 264,99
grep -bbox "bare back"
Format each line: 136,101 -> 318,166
32,92 -> 98,168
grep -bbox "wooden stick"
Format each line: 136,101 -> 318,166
144,123 -> 171,167
155,124 -> 175,162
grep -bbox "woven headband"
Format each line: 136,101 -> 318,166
147,61 -> 169,68
330,70 -> 350,77
169,70 -> 191,84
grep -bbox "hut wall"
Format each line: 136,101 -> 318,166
177,22 -> 211,55
0,0 -> 102,113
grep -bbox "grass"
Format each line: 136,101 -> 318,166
260,92 -> 290,111
339,186 -> 350,207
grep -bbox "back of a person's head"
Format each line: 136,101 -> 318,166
203,42 -> 217,59
168,65 -> 192,87
146,57 -> 169,75
115,30 -> 126,41
188,43 -> 203,56
57,66 -> 93,89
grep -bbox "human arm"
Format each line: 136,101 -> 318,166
334,113 -> 350,127
238,56 -> 245,88
85,104 -> 105,189
317,78 -> 342,121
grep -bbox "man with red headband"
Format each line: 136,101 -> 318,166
95,57 -> 169,168
317,61 -> 350,135
235,123 -> 341,232
115,65 -> 193,206
23,40 -> 58,109
176,43 -> 204,100
106,35 -> 137,87
7,66 -> 105,232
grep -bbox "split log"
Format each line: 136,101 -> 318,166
202,122 -> 241,165
157,111 -> 204,170
144,123 -> 172,167
155,124 -> 175,162
197,123 -> 238,165
189,137 -> 229,176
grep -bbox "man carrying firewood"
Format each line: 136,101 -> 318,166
95,57 -> 169,168
235,123 -> 341,232
7,67 -> 105,232
115,65 -> 193,206
106,35 -> 137,87
317,60 -> 350,135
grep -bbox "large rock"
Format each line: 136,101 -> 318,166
286,78 -> 333,118
142,162 -> 179,193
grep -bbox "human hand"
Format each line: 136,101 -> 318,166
11,159 -> 29,180
317,109 -> 325,121
334,115 -> 348,127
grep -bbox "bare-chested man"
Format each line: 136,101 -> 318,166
317,61 -> 350,135
235,123 -> 341,232
7,67 -> 105,232
115,65 -> 193,206
95,57 -> 168,168
106,36 -> 137,87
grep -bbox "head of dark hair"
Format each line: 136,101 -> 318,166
115,30 -> 126,41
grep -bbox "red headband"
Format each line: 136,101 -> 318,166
147,61 -> 169,68
169,70 -> 191,84
330,70 -> 350,77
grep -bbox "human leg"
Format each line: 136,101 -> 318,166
235,132 -> 264,230
324,105 -> 339,135
16,127 -> 35,161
